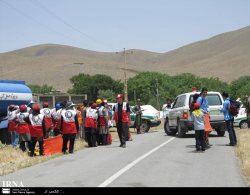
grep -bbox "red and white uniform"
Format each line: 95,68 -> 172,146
40,108 -> 52,129
51,108 -> 62,130
7,108 -> 19,131
114,102 -> 129,124
98,106 -> 108,127
61,109 -> 78,134
16,112 -> 30,134
85,108 -> 98,129
29,113 -> 45,137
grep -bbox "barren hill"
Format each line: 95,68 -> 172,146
0,26 -> 250,92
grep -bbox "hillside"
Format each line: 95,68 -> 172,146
0,26 -> 250,92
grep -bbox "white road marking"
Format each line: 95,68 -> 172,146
98,137 -> 176,187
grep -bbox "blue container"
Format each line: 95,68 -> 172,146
0,80 -> 33,118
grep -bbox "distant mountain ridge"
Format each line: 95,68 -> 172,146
1,26 -> 250,92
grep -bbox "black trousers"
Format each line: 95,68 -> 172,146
20,141 -> 31,152
85,127 -> 97,147
30,137 -> 44,156
195,130 -> 205,150
62,134 -> 76,153
117,122 -> 128,145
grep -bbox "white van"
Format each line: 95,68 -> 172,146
164,91 -> 226,137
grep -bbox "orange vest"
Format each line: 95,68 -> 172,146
114,102 -> 129,124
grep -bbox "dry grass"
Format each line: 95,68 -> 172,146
236,128 -> 250,186
0,139 -> 86,176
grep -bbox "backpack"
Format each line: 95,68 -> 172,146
228,99 -> 241,116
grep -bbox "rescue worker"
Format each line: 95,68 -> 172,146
7,105 -> 19,148
16,105 -> 31,152
51,103 -> 62,136
61,101 -> 79,154
98,100 -> 109,145
95,98 -> 102,145
85,103 -> 98,147
40,102 -> 53,138
28,104 -> 46,156
113,94 -> 131,148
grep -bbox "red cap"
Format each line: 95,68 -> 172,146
103,99 -> 108,104
19,105 -> 27,112
43,102 -> 49,107
91,103 -> 97,109
33,104 -> 40,111
194,102 -> 200,109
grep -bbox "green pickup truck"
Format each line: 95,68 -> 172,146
109,104 -> 161,133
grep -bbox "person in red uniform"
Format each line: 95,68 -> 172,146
40,102 -> 52,138
61,101 -> 79,154
85,103 -> 98,147
16,105 -> 31,152
28,104 -> 46,156
113,94 -> 131,148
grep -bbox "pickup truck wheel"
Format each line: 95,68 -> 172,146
177,121 -> 185,137
164,119 -> 177,136
239,120 -> 248,129
141,120 -> 150,133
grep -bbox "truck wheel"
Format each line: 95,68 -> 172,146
164,119 -> 177,136
177,121 -> 185,137
141,120 -> 150,133
239,120 -> 248,129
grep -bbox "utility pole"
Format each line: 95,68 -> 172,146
116,48 -> 133,102
156,79 -> 160,110
123,48 -> 128,102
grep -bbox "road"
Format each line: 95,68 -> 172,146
0,130 -> 247,187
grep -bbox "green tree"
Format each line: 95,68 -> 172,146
98,89 -> 116,102
230,76 -> 250,100
28,84 -> 54,94
68,73 -> 123,100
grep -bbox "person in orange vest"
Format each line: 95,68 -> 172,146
40,102 -> 53,138
113,94 -> 131,148
7,105 -> 19,148
61,101 -> 79,154
76,106 -> 83,139
28,104 -> 46,156
16,105 -> 31,152
85,103 -> 98,147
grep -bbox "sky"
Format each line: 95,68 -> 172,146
0,0 -> 250,53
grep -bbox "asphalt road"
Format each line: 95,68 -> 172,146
0,130 -> 247,187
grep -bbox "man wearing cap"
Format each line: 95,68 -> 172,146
40,102 -> 52,138
113,94 -> 131,148
61,101 -> 79,154
133,99 -> 143,134
28,104 -> 46,156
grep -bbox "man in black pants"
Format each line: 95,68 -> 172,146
113,94 -> 131,148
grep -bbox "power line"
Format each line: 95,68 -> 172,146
30,0 -> 114,50
0,0 -> 80,44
